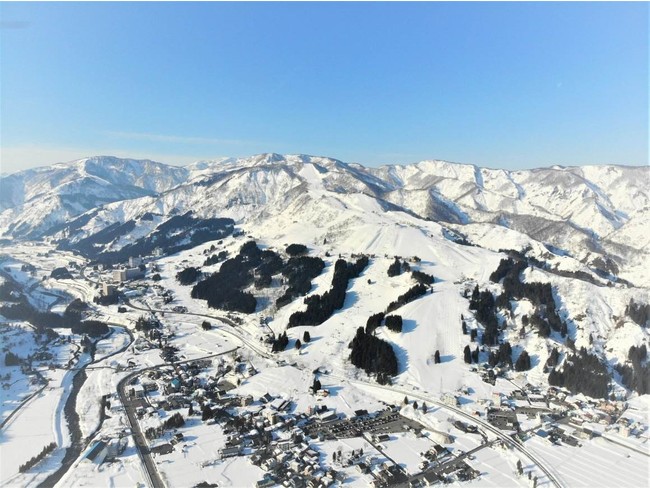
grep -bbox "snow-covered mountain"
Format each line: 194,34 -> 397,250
1,152 -> 649,416
0,156 -> 189,239
1,153 -> 647,284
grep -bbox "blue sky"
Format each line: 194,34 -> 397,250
1,2 -> 647,173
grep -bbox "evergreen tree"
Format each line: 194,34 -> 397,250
202,405 -> 213,421
303,330 -> 311,343
387,258 -> 402,277
385,315 -> 403,333
295,339 -> 302,350
463,345 -> 472,364
515,350 -> 531,371
434,350 -> 441,364
472,346 -> 479,363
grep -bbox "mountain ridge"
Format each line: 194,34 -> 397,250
1,153 -> 647,285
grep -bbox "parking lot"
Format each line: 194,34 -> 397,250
304,409 -> 426,440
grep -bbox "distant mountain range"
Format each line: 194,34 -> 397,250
1,154 -> 648,285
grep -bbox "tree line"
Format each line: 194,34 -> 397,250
0,299 -> 108,337
288,256 -> 369,327
548,348 -> 609,398
349,326 -> 398,380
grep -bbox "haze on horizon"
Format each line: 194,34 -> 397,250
1,2 -> 647,174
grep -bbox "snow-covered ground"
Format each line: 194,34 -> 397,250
0,162 -> 648,488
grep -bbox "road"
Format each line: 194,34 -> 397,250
116,348 -> 239,488
125,297 -> 566,488
397,439 -> 500,488
38,324 -> 135,488
342,377 -> 567,488
104,270 -> 566,487
123,299 -> 273,360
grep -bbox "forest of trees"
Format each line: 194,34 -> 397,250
384,315 -> 403,333
50,267 -> 73,279
626,299 -> 650,327
271,332 -> 289,352
387,258 -> 403,277
288,256 -> 369,327
411,270 -> 434,285
386,283 -> 428,313
0,299 -> 108,337
548,348 -> 610,398
60,212 -> 234,264
0,280 -> 19,301
616,344 -> 649,395
19,442 -> 56,473
469,286 -> 500,346
191,241 -> 264,313
365,312 -> 385,335
71,319 -> 109,338
176,266 -> 202,285
286,243 -> 308,256
275,256 -> 325,308
496,258 -> 565,335
5,351 -> 21,366
193,241 -> 327,313
349,327 -> 398,378
203,250 -> 228,266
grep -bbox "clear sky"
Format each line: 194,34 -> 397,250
1,1 -> 647,173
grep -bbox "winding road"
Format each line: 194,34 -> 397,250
123,297 -> 566,488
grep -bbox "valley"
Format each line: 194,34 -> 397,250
0,155 -> 648,487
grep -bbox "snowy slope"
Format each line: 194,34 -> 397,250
0,156 -> 189,238
1,153 -> 647,284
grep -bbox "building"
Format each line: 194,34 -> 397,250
129,256 -> 142,268
113,268 -> 145,282
317,410 -> 338,422
442,393 -> 459,407
102,283 -> 117,297
219,446 -> 241,459
151,443 -> 174,455
256,478 -> 275,488
82,440 -> 109,465
130,384 -> 145,399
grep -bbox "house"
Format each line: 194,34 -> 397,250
256,477 -> 275,488
219,446 -> 241,458
260,392 -> 274,403
374,433 -> 390,443
168,378 -> 182,393
151,443 -> 174,455
130,384 -> 145,399
317,409 -> 338,422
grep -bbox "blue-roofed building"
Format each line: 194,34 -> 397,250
82,440 -> 108,465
